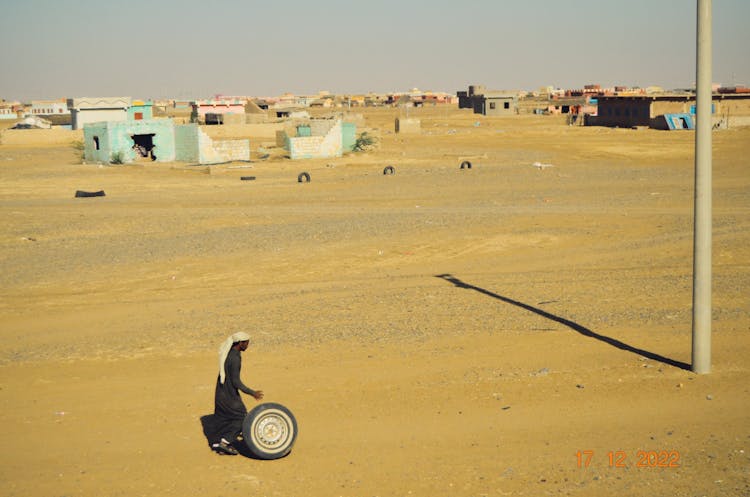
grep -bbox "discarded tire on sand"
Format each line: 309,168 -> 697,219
460,161 -> 472,169
242,403 -> 298,460
297,172 -> 311,183
74,190 -> 106,198
383,165 -> 395,175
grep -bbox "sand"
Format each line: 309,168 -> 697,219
0,107 -> 748,496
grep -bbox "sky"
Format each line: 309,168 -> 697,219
1,0 -> 748,101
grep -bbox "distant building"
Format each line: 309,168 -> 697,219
127,100 -> 154,121
190,99 -> 245,123
457,85 -> 517,116
588,93 -> 750,129
0,103 -> 19,120
29,99 -> 70,116
68,97 -> 131,130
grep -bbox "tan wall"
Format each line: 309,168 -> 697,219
395,118 -> 421,134
651,101 -> 690,116
716,97 -> 750,117
200,123 -> 285,141
0,128 -> 83,146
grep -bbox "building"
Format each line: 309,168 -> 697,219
475,92 -> 517,116
276,118 -> 356,160
127,100 -> 154,121
587,93 -> 750,129
68,97 -> 131,130
29,99 -> 70,116
0,103 -> 19,120
82,119 -> 250,165
457,85 -> 517,116
190,99 -> 245,123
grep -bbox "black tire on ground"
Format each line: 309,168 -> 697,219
383,165 -> 395,175
460,161 -> 472,169
74,190 -> 106,198
240,176 -> 256,181
297,172 -> 311,183
242,403 -> 298,460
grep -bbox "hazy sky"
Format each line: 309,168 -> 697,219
1,0 -> 748,101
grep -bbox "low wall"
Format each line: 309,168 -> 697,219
287,120 -> 342,160
395,117 -> 421,134
201,123 -> 284,141
0,128 -> 83,146
211,139 -> 251,162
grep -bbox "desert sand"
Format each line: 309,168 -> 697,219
0,107 -> 748,496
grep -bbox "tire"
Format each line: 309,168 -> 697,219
383,165 -> 395,175
240,176 -> 256,181
242,403 -> 298,460
460,161 -> 472,169
297,172 -> 311,183
74,190 -> 106,198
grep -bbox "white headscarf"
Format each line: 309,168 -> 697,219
218,332 -> 251,384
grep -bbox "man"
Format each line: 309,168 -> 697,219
210,331 -> 264,455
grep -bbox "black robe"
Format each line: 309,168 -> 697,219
209,348 -> 257,444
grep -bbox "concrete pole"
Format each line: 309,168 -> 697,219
692,0 -> 712,374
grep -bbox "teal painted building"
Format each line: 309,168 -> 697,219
83,119 -> 176,163
82,120 -> 250,165
127,100 -> 154,121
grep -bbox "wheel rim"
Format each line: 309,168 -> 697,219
251,410 -> 294,453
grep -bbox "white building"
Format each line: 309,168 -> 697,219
67,97 -> 131,130
29,99 -> 70,116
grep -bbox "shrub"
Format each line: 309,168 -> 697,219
71,140 -> 85,162
352,131 -> 377,152
110,151 -> 124,164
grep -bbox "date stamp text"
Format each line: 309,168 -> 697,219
576,450 -> 680,468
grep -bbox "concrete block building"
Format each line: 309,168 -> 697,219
127,100 -> 154,121
278,118 -> 355,160
0,103 -> 20,120
174,124 -> 250,163
82,119 -> 249,165
588,93 -> 750,129
29,99 -> 70,116
83,119 -> 176,163
456,85 -> 517,116
190,99 -> 245,123
68,97 -> 131,130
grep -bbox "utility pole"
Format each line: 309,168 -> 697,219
692,0 -> 712,374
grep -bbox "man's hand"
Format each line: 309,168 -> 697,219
252,390 -> 264,401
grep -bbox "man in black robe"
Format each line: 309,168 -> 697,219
210,332 -> 264,455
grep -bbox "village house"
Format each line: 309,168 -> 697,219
82,119 -> 250,165
587,92 -> 750,129
457,85 -> 517,116
29,99 -> 70,116
276,117 -> 356,160
127,100 -> 154,121
68,96 -> 131,130
0,101 -> 20,120
190,99 -> 245,124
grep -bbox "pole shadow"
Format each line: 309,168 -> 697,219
435,273 -> 690,371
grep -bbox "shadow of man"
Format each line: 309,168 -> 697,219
199,414 -> 260,459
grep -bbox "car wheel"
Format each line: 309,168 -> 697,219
242,403 -> 298,460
